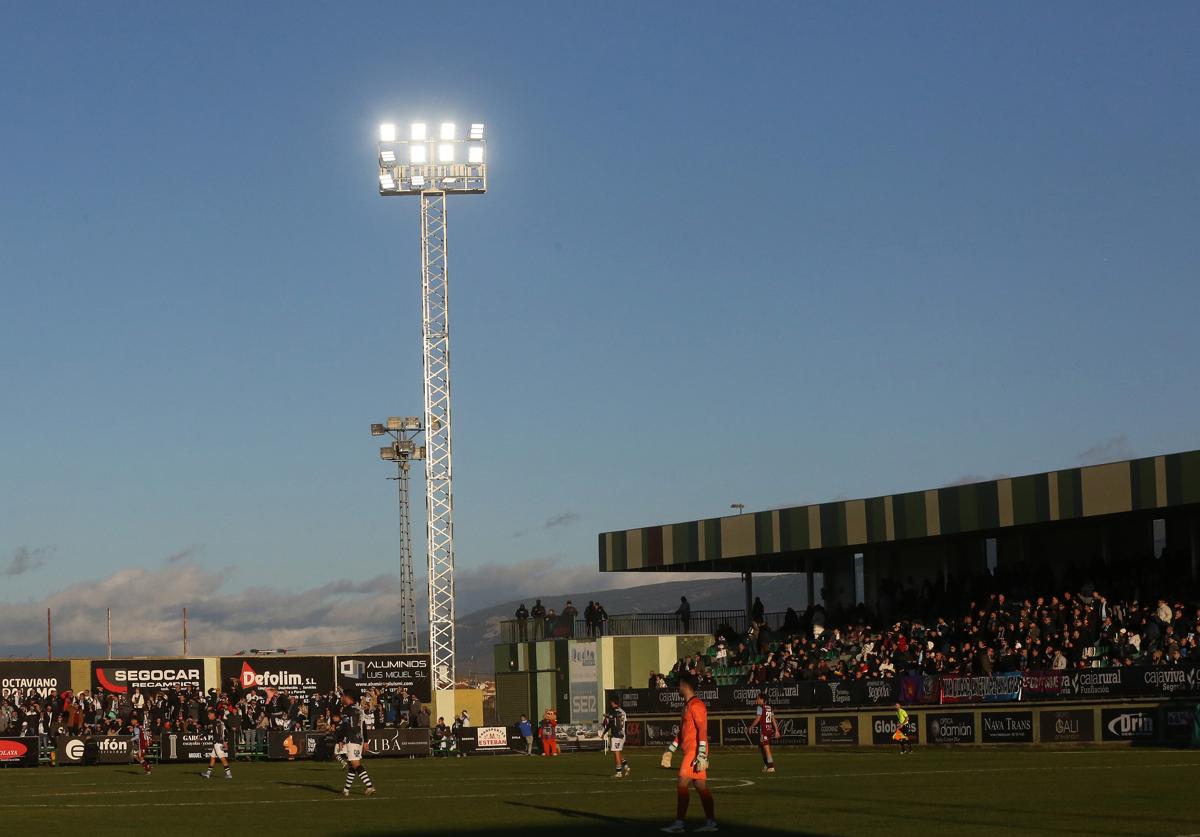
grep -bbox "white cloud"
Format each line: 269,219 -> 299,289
0,552 -> 738,659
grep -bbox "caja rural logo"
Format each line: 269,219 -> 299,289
95,666 -> 201,693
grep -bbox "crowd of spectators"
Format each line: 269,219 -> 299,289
513,599 -> 610,640
0,679 -> 429,755
650,555 -> 1200,688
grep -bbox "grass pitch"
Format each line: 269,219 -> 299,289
1,747 -> 1198,836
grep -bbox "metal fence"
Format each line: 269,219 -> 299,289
498,610 -> 790,643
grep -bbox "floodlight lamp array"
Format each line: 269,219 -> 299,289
377,121 -> 486,195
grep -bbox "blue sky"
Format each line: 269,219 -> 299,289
1,3 -> 1197,650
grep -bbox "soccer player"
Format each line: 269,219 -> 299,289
339,691 -> 376,796
749,692 -> 779,773
330,709 -> 348,766
201,708 -> 232,780
539,709 -> 560,756
129,715 -> 152,775
893,702 -> 913,755
659,672 -> 716,833
604,697 -> 630,778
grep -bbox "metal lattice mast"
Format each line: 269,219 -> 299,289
395,456 -> 419,653
377,119 -> 486,694
421,191 -> 456,688
373,416 -> 425,656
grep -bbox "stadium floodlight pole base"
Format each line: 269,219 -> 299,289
421,190 -> 457,690
434,688 -> 457,725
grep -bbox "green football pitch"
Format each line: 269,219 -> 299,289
1,747 -> 1198,836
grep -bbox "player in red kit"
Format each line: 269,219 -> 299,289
749,692 -> 780,773
659,672 -> 716,833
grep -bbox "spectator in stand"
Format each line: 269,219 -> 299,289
649,670 -> 660,689
752,596 -> 765,625
531,600 -> 547,639
514,603 -> 529,641
562,600 -> 579,637
594,601 -> 609,636
585,601 -> 598,637
676,596 -> 692,633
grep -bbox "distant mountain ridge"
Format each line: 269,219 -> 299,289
363,573 -> 812,676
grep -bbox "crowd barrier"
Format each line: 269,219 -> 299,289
608,664 -> 1200,717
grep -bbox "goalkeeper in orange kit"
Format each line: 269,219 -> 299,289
659,672 -> 716,833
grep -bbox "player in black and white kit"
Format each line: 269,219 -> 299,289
339,691 -> 376,797
201,708 -> 232,780
604,697 -> 631,778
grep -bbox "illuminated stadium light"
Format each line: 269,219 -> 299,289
380,149 -> 395,163
373,116 -> 488,695
379,123 -> 396,142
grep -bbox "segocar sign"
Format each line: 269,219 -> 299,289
91,659 -> 204,693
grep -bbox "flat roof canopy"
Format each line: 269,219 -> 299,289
599,449 -> 1200,573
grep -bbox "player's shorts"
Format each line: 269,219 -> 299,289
679,750 -> 707,782
334,743 -> 346,756
610,736 -> 624,752
345,743 -> 364,762
758,733 -> 773,746
209,744 -> 228,759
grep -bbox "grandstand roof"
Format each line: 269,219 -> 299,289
598,449 -> 1200,573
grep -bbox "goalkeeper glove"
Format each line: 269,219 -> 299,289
660,750 -> 673,769
692,742 -> 709,772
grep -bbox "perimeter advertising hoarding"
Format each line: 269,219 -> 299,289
0,737 -> 40,767
90,659 -> 205,694
870,714 -> 919,746
1100,708 -> 1156,742
54,736 -> 139,765
335,654 -> 431,703
160,733 -> 214,762
626,719 -> 721,748
925,712 -> 975,744
814,716 -> 857,745
221,656 -> 334,698
366,728 -> 431,757
1038,708 -> 1094,743
266,730 -> 328,760
980,711 -> 1034,743
0,661 -> 72,699
721,716 -> 809,746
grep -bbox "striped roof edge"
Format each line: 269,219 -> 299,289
599,449 -> 1200,572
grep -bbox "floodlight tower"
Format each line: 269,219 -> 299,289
372,417 -> 425,654
376,121 -> 486,694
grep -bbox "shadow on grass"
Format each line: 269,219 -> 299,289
337,815 -> 831,837
275,780 -> 342,795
